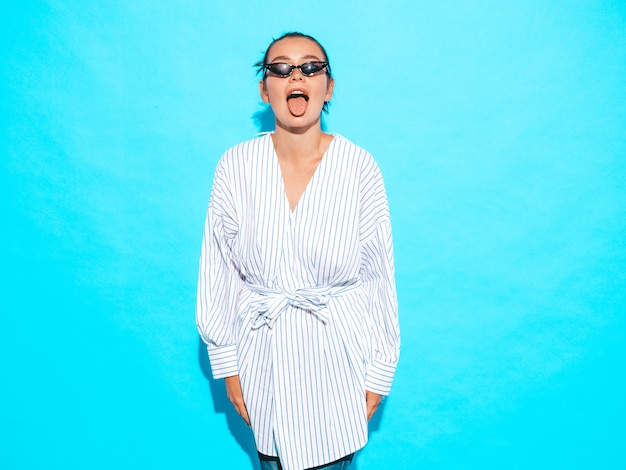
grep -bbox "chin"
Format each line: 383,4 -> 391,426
278,116 -> 321,133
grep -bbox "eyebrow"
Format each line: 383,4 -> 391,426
268,54 -> 323,63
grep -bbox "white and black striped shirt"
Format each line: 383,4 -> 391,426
197,133 -> 400,470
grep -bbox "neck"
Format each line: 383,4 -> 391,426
272,120 -> 329,162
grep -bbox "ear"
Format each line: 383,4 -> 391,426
325,77 -> 335,102
259,80 -> 270,104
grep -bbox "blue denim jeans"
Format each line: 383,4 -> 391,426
258,452 -> 353,470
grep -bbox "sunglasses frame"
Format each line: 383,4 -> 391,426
264,61 -> 329,78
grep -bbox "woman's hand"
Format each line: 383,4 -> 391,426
225,375 -> 250,426
365,390 -> 383,421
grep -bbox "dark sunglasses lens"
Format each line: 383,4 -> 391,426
301,62 -> 325,76
268,63 -> 292,76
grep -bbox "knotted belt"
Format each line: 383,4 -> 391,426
247,281 -> 362,330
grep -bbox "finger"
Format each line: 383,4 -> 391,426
224,376 -> 251,425
235,402 -> 250,425
239,405 -> 251,426
365,391 -> 382,421
366,402 -> 378,421
229,397 -> 251,425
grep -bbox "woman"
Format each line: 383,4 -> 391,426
197,32 -> 400,470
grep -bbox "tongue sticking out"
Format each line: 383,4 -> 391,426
287,93 -> 309,117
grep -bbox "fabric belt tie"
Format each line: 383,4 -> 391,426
248,281 -> 361,330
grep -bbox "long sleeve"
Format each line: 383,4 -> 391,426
196,160 -> 243,379
360,158 -> 401,396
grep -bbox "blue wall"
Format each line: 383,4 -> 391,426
2,1 -> 625,468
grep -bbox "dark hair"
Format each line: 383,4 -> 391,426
255,32 -> 333,114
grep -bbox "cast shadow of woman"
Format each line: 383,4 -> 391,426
252,104 -> 328,134
198,338 -> 261,470
197,105 -> 392,470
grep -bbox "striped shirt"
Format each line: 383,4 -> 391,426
196,133 -> 400,470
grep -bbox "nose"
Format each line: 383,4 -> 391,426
290,68 -> 304,80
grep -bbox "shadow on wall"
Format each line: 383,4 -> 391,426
252,105 -> 328,134
198,339 -> 261,470
253,105 -> 275,133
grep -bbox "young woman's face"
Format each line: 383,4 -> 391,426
259,36 -> 334,132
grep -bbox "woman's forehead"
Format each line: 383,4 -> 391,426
267,37 -> 326,62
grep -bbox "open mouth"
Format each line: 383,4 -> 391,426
287,90 -> 310,102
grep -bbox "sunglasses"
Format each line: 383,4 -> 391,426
264,61 -> 328,77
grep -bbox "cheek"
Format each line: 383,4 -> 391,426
264,82 -> 284,105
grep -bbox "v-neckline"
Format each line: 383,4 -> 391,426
271,134 -> 335,216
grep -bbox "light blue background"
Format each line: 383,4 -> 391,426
2,1 -> 625,469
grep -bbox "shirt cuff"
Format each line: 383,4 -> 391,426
365,358 -> 397,396
207,344 -> 239,379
